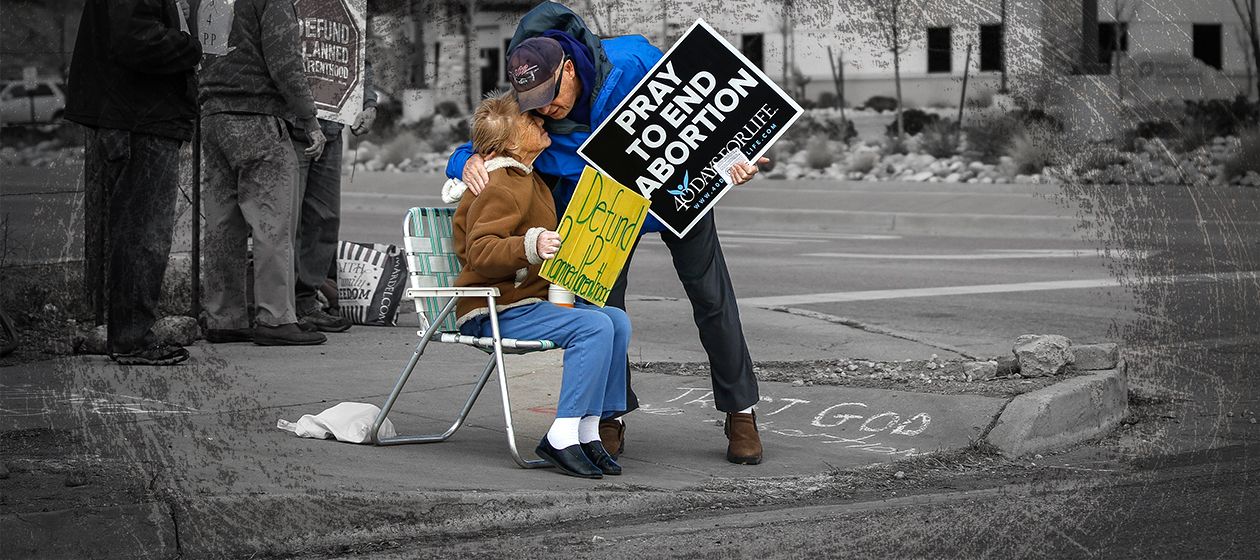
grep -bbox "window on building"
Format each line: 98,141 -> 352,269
926,27 -> 952,73
1193,24 -> 1223,70
479,47 -> 501,97
741,34 -> 764,70
1097,22 -> 1128,65
979,24 -> 1003,71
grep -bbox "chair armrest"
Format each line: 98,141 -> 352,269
407,287 -> 500,299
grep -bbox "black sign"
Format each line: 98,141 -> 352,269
578,20 -> 802,237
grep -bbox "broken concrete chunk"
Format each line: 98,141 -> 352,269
963,361 -> 999,381
1013,334 -> 1074,377
153,316 -> 200,347
78,325 -> 108,355
1071,343 -> 1120,371
994,356 -> 1020,377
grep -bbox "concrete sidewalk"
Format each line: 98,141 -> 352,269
0,299 -> 1020,556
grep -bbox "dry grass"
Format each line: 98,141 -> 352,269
919,120 -> 961,159
805,134 -> 837,170
1006,127 -> 1056,175
378,131 -> 426,166
1223,127 -> 1260,180
964,114 -> 1022,163
846,150 -> 880,175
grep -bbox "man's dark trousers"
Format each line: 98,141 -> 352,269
84,127 -> 181,354
605,212 -> 759,414
293,119 -> 344,315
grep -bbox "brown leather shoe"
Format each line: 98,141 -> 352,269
599,419 -> 625,458
724,412 -> 763,465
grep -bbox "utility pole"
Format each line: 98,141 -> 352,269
999,0 -> 1008,93
781,3 -> 790,85
957,43 -> 973,128
411,0 -> 427,89
661,0 -> 668,44
465,0 -> 475,110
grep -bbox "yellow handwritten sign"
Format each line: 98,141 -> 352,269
541,167 -> 649,307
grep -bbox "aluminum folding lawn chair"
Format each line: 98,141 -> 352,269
369,207 -> 552,468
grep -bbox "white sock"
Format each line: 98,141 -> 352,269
546,417 -> 581,449
578,415 -> 601,443
737,406 -> 754,414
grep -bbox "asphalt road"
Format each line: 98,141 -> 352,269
4,164 -> 1258,558
331,172 -> 1258,360
348,444 -> 1258,559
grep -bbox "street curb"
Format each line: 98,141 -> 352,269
715,207 -> 1260,241
2,502 -> 177,560
983,362 -> 1129,457
169,489 -> 734,559
716,207 -> 1081,239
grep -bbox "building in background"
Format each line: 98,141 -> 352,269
2,1 -> 1253,116
388,0 -> 1254,114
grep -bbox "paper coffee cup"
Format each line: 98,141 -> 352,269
548,284 -> 575,307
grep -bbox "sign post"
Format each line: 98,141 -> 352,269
578,20 -> 802,238
540,167 -> 649,307
293,0 -> 367,125
22,66 -> 37,123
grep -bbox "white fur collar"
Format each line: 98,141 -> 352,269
484,156 -> 532,174
441,157 -> 534,204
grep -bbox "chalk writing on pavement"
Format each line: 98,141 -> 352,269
655,387 -> 932,457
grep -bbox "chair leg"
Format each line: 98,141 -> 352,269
371,296 -> 490,446
488,302 -> 551,469
372,354 -> 498,446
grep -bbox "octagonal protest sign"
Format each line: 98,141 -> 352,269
578,19 -> 803,238
294,0 -> 366,125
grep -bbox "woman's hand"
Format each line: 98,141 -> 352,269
536,230 -> 562,260
730,157 -> 771,185
463,153 -> 492,195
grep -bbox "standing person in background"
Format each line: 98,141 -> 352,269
290,62 -> 378,333
445,2 -> 768,465
66,0 -> 201,365
194,0 -> 327,346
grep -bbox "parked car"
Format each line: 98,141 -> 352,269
0,80 -> 66,126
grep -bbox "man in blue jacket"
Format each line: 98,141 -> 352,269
446,2 -> 766,465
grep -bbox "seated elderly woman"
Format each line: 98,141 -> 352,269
452,91 -> 630,479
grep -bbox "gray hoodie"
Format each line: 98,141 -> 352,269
194,0 -> 315,122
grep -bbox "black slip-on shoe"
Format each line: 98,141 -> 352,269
110,344 -> 189,366
205,328 -> 254,344
300,308 -> 351,333
580,441 -> 622,475
253,323 -> 327,346
535,437 -> 603,479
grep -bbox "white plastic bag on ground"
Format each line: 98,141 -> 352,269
277,402 -> 396,444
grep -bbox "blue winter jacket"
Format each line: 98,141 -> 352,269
445,13 -> 666,233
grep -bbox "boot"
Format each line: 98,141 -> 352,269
599,419 -> 625,458
724,411 -> 763,465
